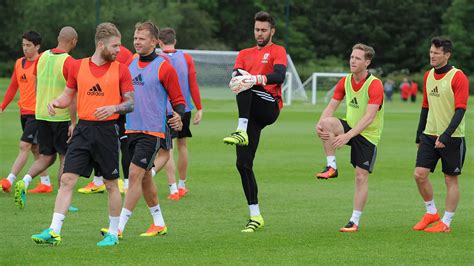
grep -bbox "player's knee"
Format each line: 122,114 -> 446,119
31,144 -> 40,155
414,169 -> 429,183
355,172 -> 368,184
177,138 -> 187,148
319,117 -> 332,130
129,164 -> 142,177
59,174 -> 76,189
444,175 -> 458,187
44,155 -> 56,167
104,180 -> 119,193
19,141 -> 32,152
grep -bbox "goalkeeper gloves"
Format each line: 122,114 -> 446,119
229,69 -> 267,94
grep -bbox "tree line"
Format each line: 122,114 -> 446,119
0,0 -> 472,85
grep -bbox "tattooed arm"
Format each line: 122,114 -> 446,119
114,91 -> 135,114
94,91 -> 135,120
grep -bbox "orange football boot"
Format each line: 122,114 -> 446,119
140,224 -> 167,237
0,178 -> 12,193
316,166 -> 338,179
339,221 -> 358,232
413,212 -> 440,230
167,192 -> 180,201
424,221 -> 450,233
178,187 -> 188,197
28,183 -> 53,193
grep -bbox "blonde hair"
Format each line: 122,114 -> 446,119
352,43 -> 375,60
95,22 -> 121,45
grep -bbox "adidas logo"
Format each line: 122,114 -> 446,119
112,169 -> 118,175
363,161 -> 370,166
140,158 -> 147,164
87,83 -> 104,96
349,97 -> 359,108
19,73 -> 27,83
132,74 -> 145,86
429,86 -> 440,97
27,134 -> 34,139
454,167 -> 460,173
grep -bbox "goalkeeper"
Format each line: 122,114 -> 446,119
223,11 -> 287,233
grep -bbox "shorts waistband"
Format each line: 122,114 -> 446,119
78,119 -> 117,126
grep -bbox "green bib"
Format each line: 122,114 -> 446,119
424,67 -> 465,137
344,74 -> 384,145
35,50 -> 70,121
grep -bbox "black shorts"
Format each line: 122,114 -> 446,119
63,120 -> 120,180
168,112 -> 192,139
416,133 -> 466,176
117,114 -> 128,141
37,120 -> 70,155
128,130 -> 172,170
340,119 -> 378,173
20,115 -> 39,144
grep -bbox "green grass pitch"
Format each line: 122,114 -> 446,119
0,78 -> 473,264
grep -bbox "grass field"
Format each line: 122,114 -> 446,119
0,77 -> 473,264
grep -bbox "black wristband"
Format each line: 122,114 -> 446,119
173,104 -> 185,118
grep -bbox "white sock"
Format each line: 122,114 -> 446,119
178,179 -> 186,189
326,155 -> 337,169
424,199 -> 437,214
7,173 -> 16,184
149,205 -> 165,227
93,176 -> 104,186
49,212 -> 65,235
108,216 -> 120,236
151,168 -> 156,177
442,211 -> 454,227
237,118 -> 248,131
169,183 -> 178,194
40,176 -> 51,186
23,175 -> 33,189
249,204 -> 260,217
123,179 -> 129,190
350,210 -> 362,225
118,208 -> 133,232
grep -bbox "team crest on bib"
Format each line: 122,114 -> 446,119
261,53 -> 270,63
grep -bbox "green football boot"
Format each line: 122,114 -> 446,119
100,228 -> 123,239
223,130 -> 249,146
241,215 -> 264,233
97,233 -> 119,247
14,180 -> 26,209
31,229 -> 61,246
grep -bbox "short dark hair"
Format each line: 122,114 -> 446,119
22,31 -> 42,46
431,37 -> 452,53
254,11 -> 275,28
135,21 -> 159,40
159,27 -> 176,45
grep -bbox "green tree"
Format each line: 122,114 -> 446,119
443,0 -> 474,75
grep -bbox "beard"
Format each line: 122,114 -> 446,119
101,48 -> 116,62
256,35 -> 271,47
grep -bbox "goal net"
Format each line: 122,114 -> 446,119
179,49 -> 306,105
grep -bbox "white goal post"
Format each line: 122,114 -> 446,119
300,72 -> 348,104
179,49 -> 306,105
